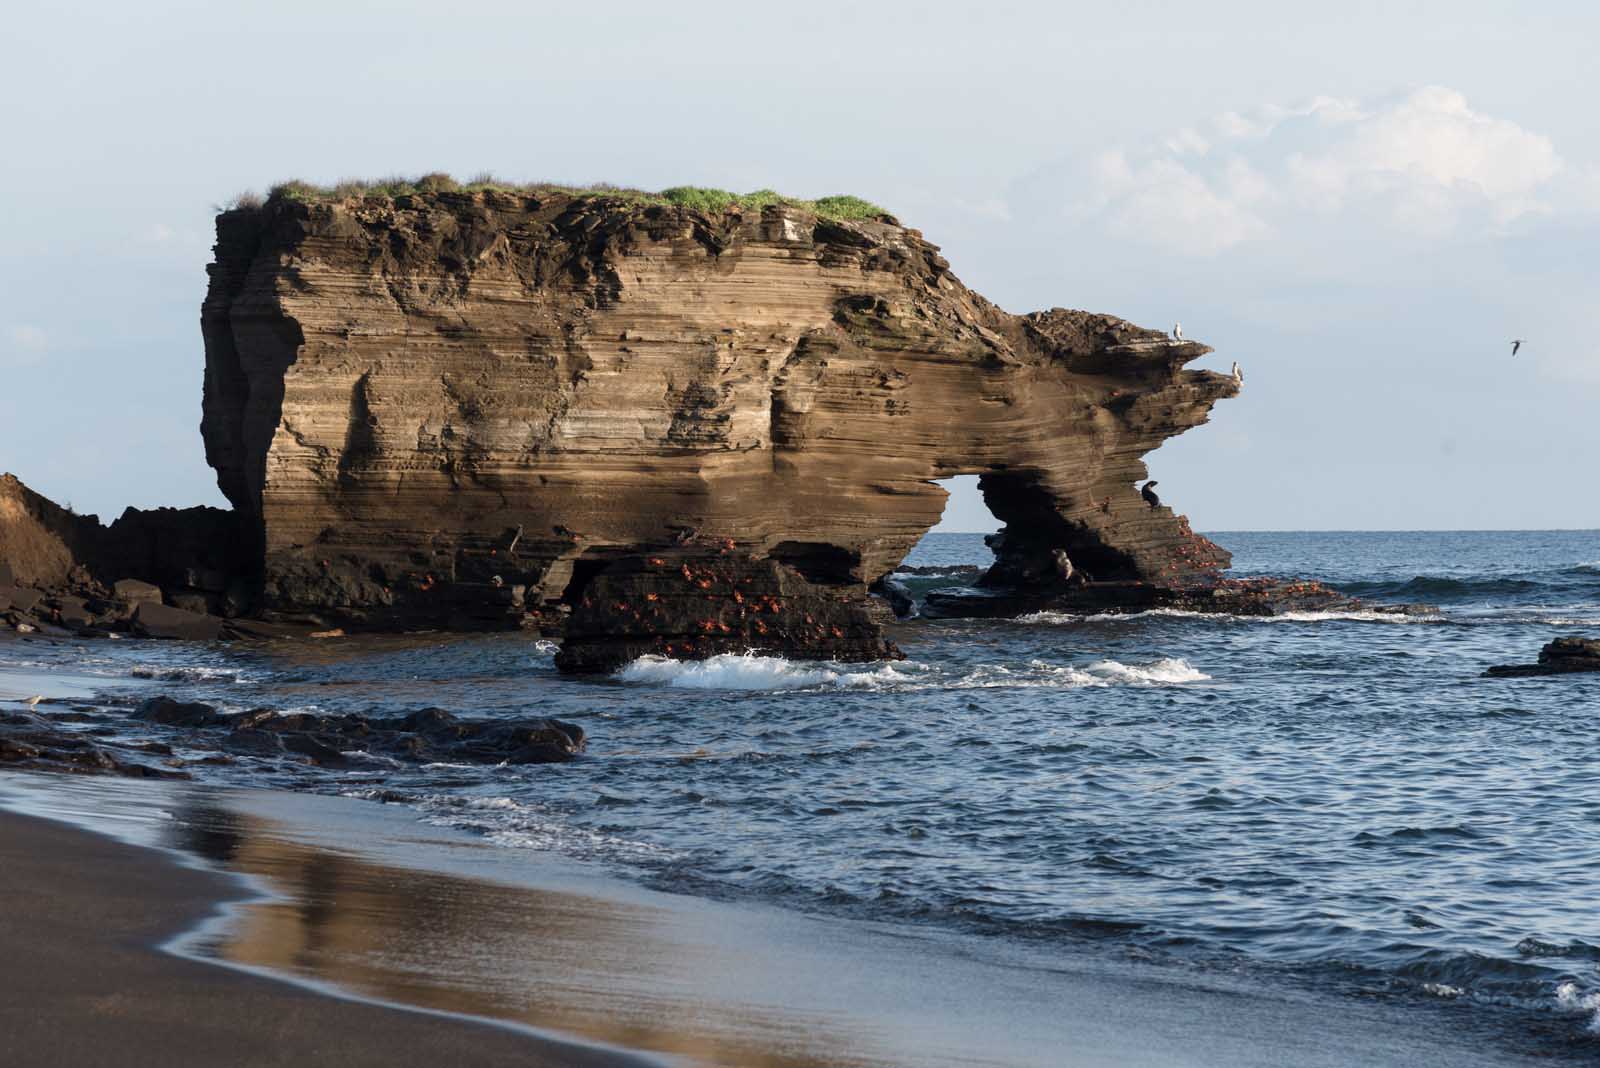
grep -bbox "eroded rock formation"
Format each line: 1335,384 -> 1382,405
199,190 -> 1240,669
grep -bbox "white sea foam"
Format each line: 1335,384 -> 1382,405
1019,607 -> 1433,626
130,664 -> 252,683
532,639 -> 559,655
406,792 -> 676,861
1556,982 -> 1600,1033
615,651 -> 1207,692
1083,657 -> 1211,685
616,652 -> 926,691
339,750 -> 402,768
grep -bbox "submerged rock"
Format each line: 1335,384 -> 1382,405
922,576 -> 1416,620
0,709 -> 190,779
1485,637 -> 1600,678
130,696 -> 586,764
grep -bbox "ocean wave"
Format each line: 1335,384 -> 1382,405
1556,982 -> 1600,1033
616,652 -> 929,691
129,664 -> 252,683
614,652 -> 1209,692
403,792 -> 678,862
1335,571 -> 1600,601
1080,657 -> 1210,685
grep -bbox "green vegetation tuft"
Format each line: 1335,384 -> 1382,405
232,174 -> 890,222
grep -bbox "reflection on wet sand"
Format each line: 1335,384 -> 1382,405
163,793 -> 891,1068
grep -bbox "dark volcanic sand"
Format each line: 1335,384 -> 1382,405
0,810 -> 648,1068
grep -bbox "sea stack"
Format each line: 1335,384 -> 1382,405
194,186 -> 1245,668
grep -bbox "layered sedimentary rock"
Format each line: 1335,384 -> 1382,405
200,190 -> 1240,669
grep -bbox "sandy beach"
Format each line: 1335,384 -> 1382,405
0,807 -> 650,1068
0,764 -> 1573,1068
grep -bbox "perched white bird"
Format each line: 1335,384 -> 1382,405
1231,361 -> 1243,384
1172,322 -> 1184,341
26,695 -> 44,710
1511,339 -> 1524,356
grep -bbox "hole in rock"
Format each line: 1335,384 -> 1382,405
929,476 -> 1002,537
903,476 -> 1002,574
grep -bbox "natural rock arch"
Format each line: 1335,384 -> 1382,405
199,189 -> 1238,667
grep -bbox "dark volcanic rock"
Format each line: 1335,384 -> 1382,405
923,576 -> 1406,620
133,696 -> 226,727
132,601 -> 224,641
130,696 -> 585,764
113,578 -> 163,604
555,551 -> 900,674
0,710 -> 190,779
1486,637 -> 1600,678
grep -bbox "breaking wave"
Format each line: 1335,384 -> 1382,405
614,652 -> 1208,691
615,653 -> 928,691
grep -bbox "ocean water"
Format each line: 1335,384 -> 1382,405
6,530 -> 1600,1055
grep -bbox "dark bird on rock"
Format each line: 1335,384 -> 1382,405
553,524 -> 579,540
1141,481 -> 1161,509
1511,339 -> 1524,356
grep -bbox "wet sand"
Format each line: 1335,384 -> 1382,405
0,769 -> 1572,1068
0,808 -> 651,1068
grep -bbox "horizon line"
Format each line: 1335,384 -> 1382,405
928,527 -> 1600,535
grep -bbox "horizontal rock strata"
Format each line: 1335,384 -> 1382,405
199,189 -> 1241,669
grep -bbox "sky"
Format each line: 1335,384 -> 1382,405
2,1 -> 1596,532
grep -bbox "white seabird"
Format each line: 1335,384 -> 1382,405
1231,361 -> 1243,384
1511,339 -> 1524,356
1172,322 -> 1183,341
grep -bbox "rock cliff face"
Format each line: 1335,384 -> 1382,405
200,190 -> 1239,669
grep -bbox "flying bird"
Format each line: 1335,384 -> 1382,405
1511,339 -> 1524,357
1172,322 -> 1184,341
1231,361 -> 1244,385
1140,481 -> 1162,509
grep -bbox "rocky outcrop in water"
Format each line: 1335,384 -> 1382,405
131,696 -> 586,764
1485,637 -> 1600,678
0,708 -> 190,779
0,696 -> 584,779
196,188 -> 1240,669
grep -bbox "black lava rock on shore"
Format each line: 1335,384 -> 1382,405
131,696 -> 586,765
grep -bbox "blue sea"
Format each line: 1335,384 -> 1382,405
5,530 -> 1600,1056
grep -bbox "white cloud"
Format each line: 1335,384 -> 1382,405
1047,87 -> 1567,256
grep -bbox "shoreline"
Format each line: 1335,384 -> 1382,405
0,803 -> 651,1068
0,768 -> 1574,1068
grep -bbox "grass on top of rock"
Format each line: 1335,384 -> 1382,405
233,173 -> 889,221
